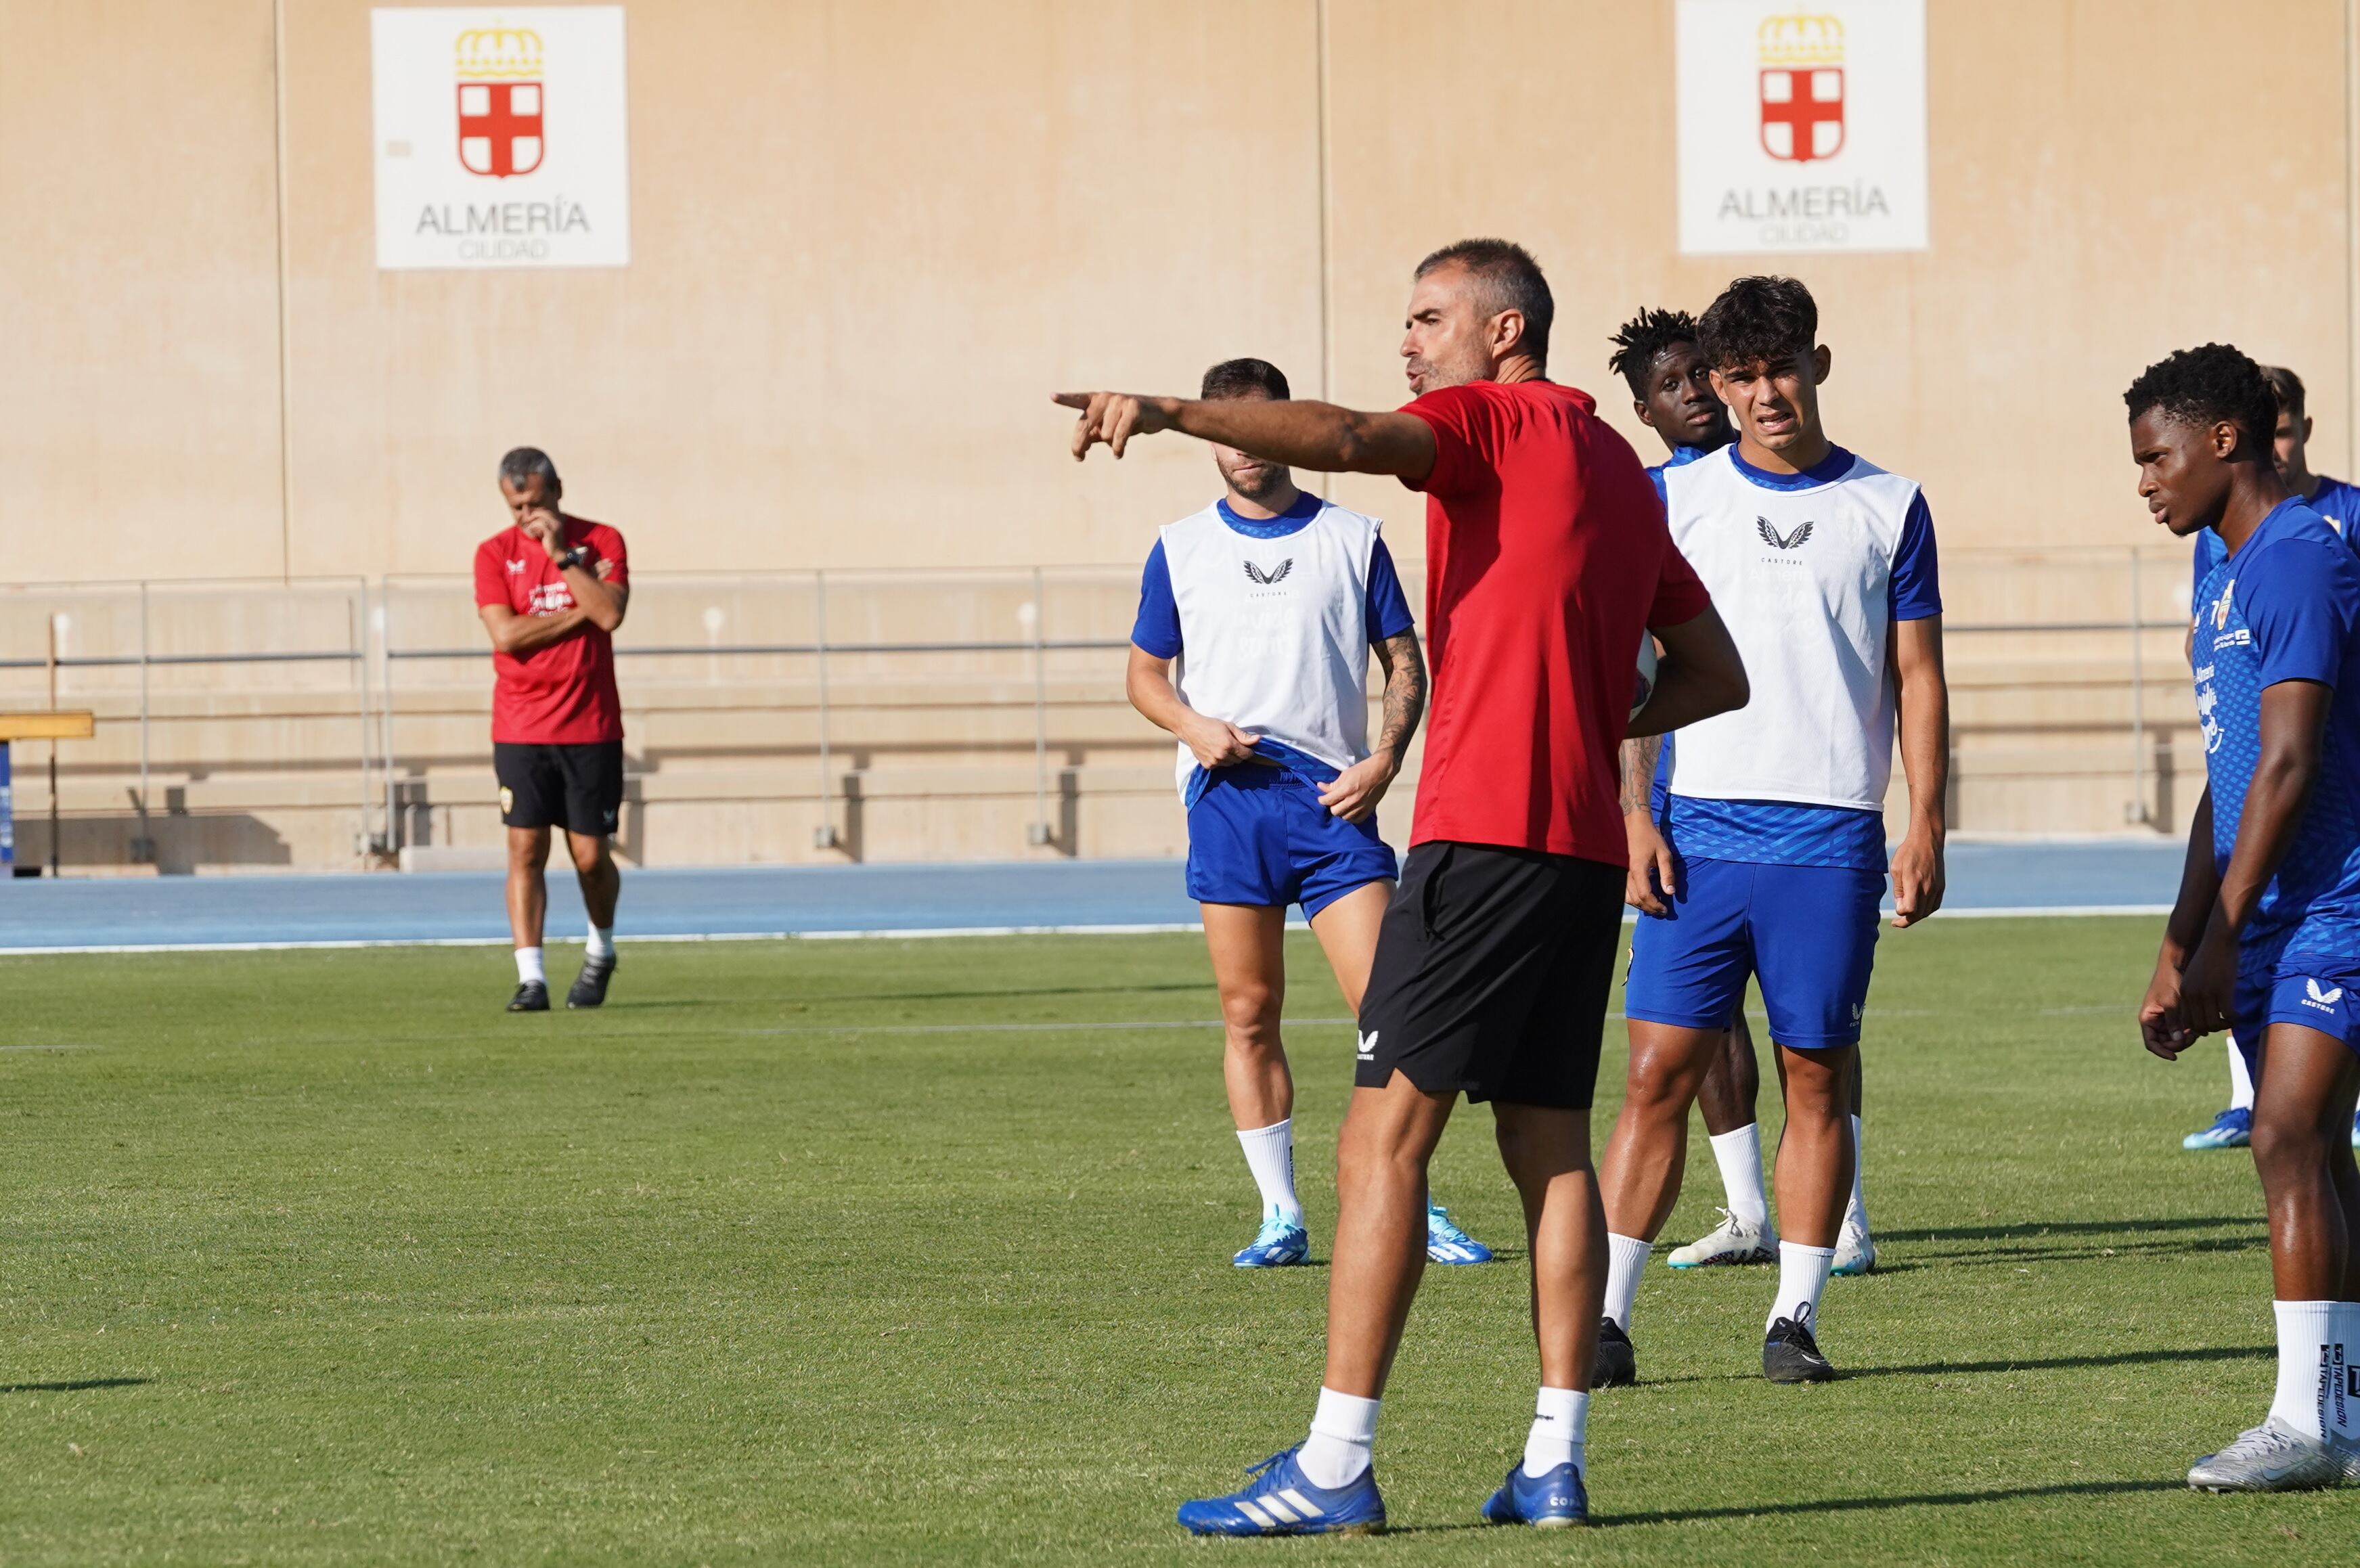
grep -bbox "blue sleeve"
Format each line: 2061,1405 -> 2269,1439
1890,491 -> 1942,620
2192,528 -> 2225,602
1648,464 -> 1669,505
1130,539 -> 1182,658
2248,539 -> 2358,689
1365,536 -> 1416,642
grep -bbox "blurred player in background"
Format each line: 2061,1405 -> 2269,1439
473,447 -> 630,1013
2183,363 -> 2360,1152
1063,238 -> 1748,1532
2132,344 -> 2360,1489
1596,277 -> 1946,1389
1126,355 -> 1491,1271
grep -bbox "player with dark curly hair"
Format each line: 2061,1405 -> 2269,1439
2131,342 -> 2360,1489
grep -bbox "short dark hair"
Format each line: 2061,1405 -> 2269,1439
1696,275 -> 1819,371
1607,307 -> 1701,399
2265,364 -> 2307,420
2122,344 -> 2279,455
1415,238 -> 1553,365
1200,358 -> 1291,401
499,446 -> 560,491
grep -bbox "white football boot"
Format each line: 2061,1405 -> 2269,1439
1666,1208 -> 1777,1269
1831,1216 -> 1877,1277
2186,1419 -> 2343,1492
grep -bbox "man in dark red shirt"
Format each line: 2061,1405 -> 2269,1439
1059,240 -> 1749,1532
472,447 -> 630,1013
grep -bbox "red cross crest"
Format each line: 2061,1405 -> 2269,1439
1759,66 -> 1844,163
458,79 -> 543,178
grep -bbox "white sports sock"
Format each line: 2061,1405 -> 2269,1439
2271,1299 -> 2333,1441
1299,1387 -> 1379,1487
2326,1301 -> 2360,1447
2227,1043 -> 2256,1113
1844,1113 -> 1869,1234
586,923 -> 615,961
1604,1232 -> 1651,1330
1521,1386 -> 1588,1477
1767,1242 -> 1835,1335
1236,1119 -> 1303,1226
1708,1123 -> 1771,1229
514,946 -> 546,985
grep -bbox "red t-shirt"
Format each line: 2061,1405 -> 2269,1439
472,516 -> 630,744
1400,380 -> 1710,864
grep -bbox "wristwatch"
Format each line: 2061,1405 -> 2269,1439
556,544 -> 591,573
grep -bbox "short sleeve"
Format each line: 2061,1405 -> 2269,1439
594,525 -> 629,588
474,539 -> 507,608
1648,541 -> 1713,629
2247,539 -> 2357,690
2191,529 -> 2223,605
1398,385 -> 1490,498
1130,539 -> 1182,658
1364,536 -> 1416,642
1890,492 -> 1942,621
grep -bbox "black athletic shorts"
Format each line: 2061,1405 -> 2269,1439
1354,841 -> 1626,1109
494,740 -> 624,836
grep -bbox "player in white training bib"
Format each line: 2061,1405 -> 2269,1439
1126,357 -> 1490,1271
1595,277 -> 1951,1387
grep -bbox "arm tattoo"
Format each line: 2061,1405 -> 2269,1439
1620,736 -> 1662,815
1375,631 -> 1427,758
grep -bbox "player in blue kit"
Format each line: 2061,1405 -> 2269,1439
1127,357 -> 1490,1271
2183,363 -> 2360,1154
2132,343 -> 2360,1489
1593,278 -> 1949,1386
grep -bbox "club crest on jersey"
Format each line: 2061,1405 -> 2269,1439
2212,577 -> 2236,631
1243,559 -> 1294,587
1757,518 -> 1814,551
2305,978 -> 2345,1010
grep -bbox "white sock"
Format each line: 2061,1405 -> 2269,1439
1708,1124 -> 1771,1229
2271,1299 -> 2333,1441
1236,1120 -> 1303,1226
515,946 -> 546,985
2227,1044 -> 2256,1112
586,923 -> 615,961
2326,1301 -> 2360,1447
1299,1387 -> 1379,1487
1844,1113 -> 1869,1234
1521,1386 -> 1588,1477
1767,1242 -> 1835,1335
1603,1232 -> 1651,1330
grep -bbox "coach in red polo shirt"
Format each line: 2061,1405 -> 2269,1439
1059,240 -> 1750,1531
472,447 -> 630,1014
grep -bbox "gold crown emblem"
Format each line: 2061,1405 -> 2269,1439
1758,14 -> 1844,66
456,26 -> 543,80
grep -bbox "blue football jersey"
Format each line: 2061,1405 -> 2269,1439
2191,476 -> 2360,597
2193,497 -> 2360,964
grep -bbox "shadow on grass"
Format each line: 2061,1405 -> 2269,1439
1886,1215 -> 2256,1243
0,1377 -> 150,1395
1624,1345 -> 2269,1390
1601,1477 -> 2183,1527
799,982 -> 1211,1006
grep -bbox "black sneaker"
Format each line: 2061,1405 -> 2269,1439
566,953 -> 617,1009
1762,1313 -> 1836,1383
507,981 -> 550,1013
1591,1318 -> 1637,1388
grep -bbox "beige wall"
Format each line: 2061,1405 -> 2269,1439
3,0 -> 2356,580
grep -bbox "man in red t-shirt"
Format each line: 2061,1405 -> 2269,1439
472,447 -> 631,1014
1059,240 -> 1749,1532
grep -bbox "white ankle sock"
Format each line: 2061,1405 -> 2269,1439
1603,1232 -> 1650,1330
515,946 -> 546,985
2326,1301 -> 2360,1446
586,923 -> 615,960
1767,1242 -> 1835,1335
1236,1119 -> 1303,1226
1521,1385 -> 1588,1477
2227,1044 -> 2256,1113
1299,1387 -> 1379,1487
1708,1124 -> 1771,1229
2272,1299 -> 2333,1440
1844,1113 -> 1869,1234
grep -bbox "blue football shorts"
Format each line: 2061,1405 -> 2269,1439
2231,949 -> 2360,1069
1184,762 -> 1398,918
1622,857 -> 1884,1050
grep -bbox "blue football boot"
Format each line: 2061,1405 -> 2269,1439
1482,1461 -> 1590,1527
1176,1448 -> 1386,1536
2183,1106 -> 2252,1150
1426,1201 -> 1492,1265
2352,1109 -> 2359,1150
1232,1213 -> 1310,1268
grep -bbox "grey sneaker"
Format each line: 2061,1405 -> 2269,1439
2187,1418 -> 2343,1492
2332,1435 -> 2360,1485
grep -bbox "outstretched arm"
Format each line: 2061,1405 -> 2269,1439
1318,630 -> 1427,823
1889,615 -> 1950,928
1054,391 -> 1437,480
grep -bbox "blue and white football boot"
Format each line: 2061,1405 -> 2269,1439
1176,1448 -> 1386,1536
1426,1201 -> 1492,1265
2183,1106 -> 2253,1150
2352,1108 -> 2359,1149
1482,1461 -> 1590,1528
1232,1212 -> 1310,1268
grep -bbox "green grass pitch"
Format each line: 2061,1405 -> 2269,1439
0,917 -> 2355,1563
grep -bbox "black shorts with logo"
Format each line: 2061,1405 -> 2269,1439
494,740 -> 625,836
1354,841 -> 1626,1109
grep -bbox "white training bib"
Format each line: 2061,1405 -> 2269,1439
1162,500 -> 1381,798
